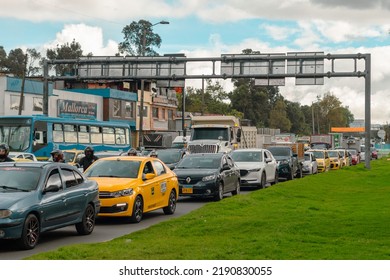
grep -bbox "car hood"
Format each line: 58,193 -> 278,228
234,162 -> 263,169
88,177 -> 139,191
0,191 -> 34,209
173,168 -> 218,177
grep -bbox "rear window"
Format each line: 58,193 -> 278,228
0,167 -> 41,191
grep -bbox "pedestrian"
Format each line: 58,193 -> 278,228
0,143 -> 14,162
79,146 -> 99,171
50,149 -> 65,163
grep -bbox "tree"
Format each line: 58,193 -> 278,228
46,39 -> 85,76
268,98 -> 291,132
118,19 -> 163,56
0,46 -> 6,72
181,79 -> 243,118
286,101 -> 310,135
6,48 -> 26,77
26,48 -> 41,76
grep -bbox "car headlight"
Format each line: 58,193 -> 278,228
248,168 -> 261,172
202,174 -> 217,182
0,209 -> 12,218
111,188 -> 134,198
279,159 -> 289,165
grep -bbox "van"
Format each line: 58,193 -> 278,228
171,136 -> 188,149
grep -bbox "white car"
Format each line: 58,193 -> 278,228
302,152 -> 318,175
231,148 -> 278,189
8,152 -> 38,162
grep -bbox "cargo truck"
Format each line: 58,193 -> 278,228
187,115 -> 258,154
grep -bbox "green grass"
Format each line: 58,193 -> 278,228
27,157 -> 390,260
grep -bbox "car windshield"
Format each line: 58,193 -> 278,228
156,150 -> 182,164
328,151 -> 339,157
312,151 -> 324,158
348,150 -> 357,155
177,155 -> 221,169
267,147 -> 290,157
0,167 -> 41,191
85,160 -> 141,178
231,151 -> 262,162
304,154 -> 312,161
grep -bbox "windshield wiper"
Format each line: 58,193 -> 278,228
97,175 -> 120,177
0,185 -> 29,192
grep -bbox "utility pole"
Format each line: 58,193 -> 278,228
138,20 -> 169,148
18,53 -> 28,115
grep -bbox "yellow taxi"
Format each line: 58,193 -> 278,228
308,149 -> 330,173
336,148 -> 350,167
84,156 -> 179,223
328,150 -> 343,170
63,149 -> 85,166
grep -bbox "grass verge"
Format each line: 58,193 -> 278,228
27,158 -> 390,260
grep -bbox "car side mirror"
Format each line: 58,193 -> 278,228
265,158 -> 272,163
222,163 -> 230,171
43,184 -> 60,194
143,173 -> 156,181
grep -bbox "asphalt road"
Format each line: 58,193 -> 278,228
0,195 -> 232,260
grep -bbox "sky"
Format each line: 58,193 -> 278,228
1,0 -> 390,125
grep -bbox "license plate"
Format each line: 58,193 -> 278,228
182,186 -> 193,194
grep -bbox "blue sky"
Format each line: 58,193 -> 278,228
1,0 -> 390,124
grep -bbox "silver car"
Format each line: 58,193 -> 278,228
231,148 -> 278,189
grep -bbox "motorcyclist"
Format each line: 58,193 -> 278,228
0,143 -> 14,162
127,148 -> 138,156
50,149 -> 65,163
79,146 -> 98,171
149,150 -> 158,158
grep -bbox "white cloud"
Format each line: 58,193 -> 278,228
43,24 -> 118,56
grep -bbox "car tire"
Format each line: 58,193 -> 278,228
270,171 -> 278,185
130,196 -> 143,223
19,214 -> 40,250
75,204 -> 96,235
214,182 -> 224,201
163,189 -> 177,215
259,172 -> 266,189
231,180 -> 240,196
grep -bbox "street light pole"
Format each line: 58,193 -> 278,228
138,20 -> 169,148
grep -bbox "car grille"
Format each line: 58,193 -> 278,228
240,170 -> 249,177
178,176 -> 202,185
99,191 -> 115,199
188,144 -> 218,153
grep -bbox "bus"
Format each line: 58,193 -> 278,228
0,115 -> 132,160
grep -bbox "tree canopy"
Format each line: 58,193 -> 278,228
118,19 -> 164,56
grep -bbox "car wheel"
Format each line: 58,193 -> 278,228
231,180 -> 240,196
76,204 -> 96,235
259,172 -> 266,189
214,182 -> 224,201
130,196 -> 143,223
163,189 -> 177,215
19,214 -> 40,250
270,171 -> 278,185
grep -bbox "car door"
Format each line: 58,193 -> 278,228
59,167 -> 87,223
222,155 -> 236,192
151,160 -> 170,208
39,167 -> 68,230
140,160 -> 160,211
264,150 -> 276,182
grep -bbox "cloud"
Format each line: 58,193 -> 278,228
43,23 -> 118,55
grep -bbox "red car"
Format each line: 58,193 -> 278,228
371,147 -> 378,160
347,149 -> 360,165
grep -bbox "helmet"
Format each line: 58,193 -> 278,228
84,146 -> 94,155
149,150 -> 158,158
127,148 -> 138,156
50,149 -> 64,162
0,143 -> 10,156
